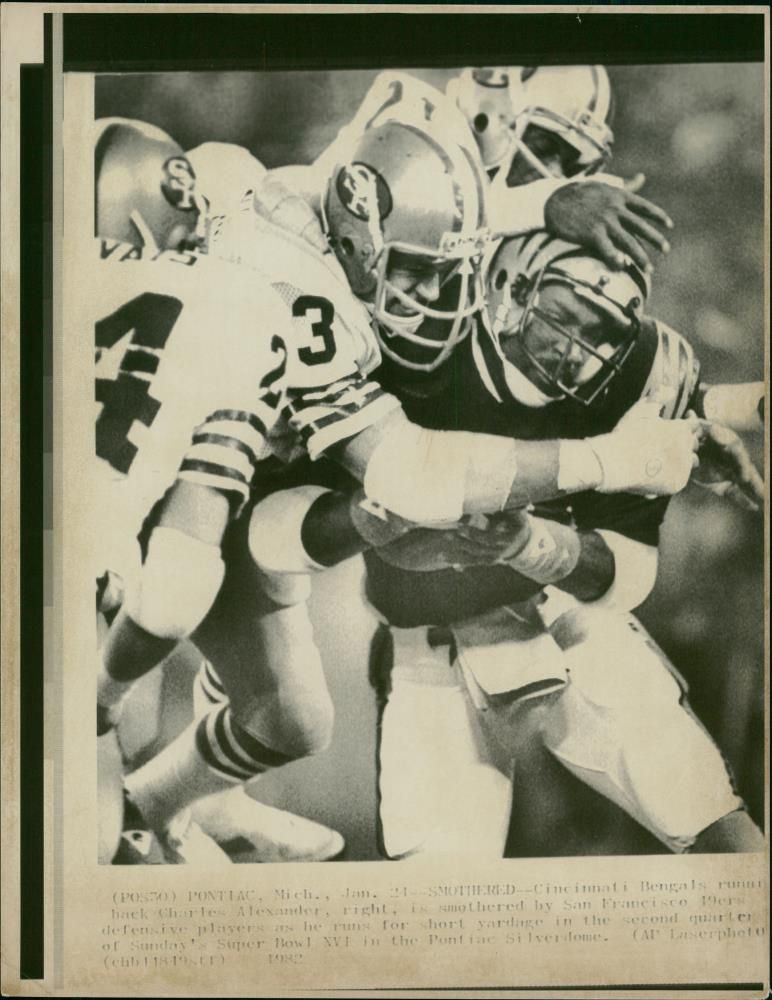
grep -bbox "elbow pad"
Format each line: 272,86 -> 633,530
363,423 -> 518,524
585,530 -> 658,613
123,527 -> 225,640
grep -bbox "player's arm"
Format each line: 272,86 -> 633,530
643,318 -> 764,511
693,380 -> 764,433
98,319 -> 286,731
689,380 -> 764,511
333,401 -> 702,525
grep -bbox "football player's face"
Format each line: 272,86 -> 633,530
384,251 -> 456,316
500,283 -> 622,397
505,125 -> 582,187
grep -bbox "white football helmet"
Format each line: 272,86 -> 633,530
323,120 -> 491,371
484,233 -> 648,406
95,117 -> 208,253
508,65 -> 614,181
449,66 -> 614,186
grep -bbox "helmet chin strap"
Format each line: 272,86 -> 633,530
129,209 -> 160,255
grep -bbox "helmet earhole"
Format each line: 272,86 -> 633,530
512,273 -> 531,305
473,113 -> 489,134
494,268 -> 508,291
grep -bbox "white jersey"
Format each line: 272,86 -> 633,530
90,239 -> 290,582
205,195 -> 400,463
90,232 -> 400,580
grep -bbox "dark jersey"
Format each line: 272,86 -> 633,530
365,316 -> 700,627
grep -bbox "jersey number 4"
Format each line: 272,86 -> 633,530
95,293 -> 183,474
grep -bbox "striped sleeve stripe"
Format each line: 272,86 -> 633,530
186,441 -> 255,481
205,409 -> 268,437
197,417 -> 269,457
176,471 -> 249,504
289,391 -> 385,435
290,374 -> 369,398
192,431 -> 261,466
288,392 -> 391,445
178,462 -> 251,510
303,392 -> 402,459
289,376 -> 369,409
287,380 -> 384,420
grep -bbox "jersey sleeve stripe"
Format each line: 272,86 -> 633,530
301,392 -> 402,460
191,431 -> 261,467
205,408 -> 268,437
199,417 -> 269,456
289,375 -> 369,404
289,395 -> 382,434
287,380 -> 386,419
179,459 -> 250,492
186,441 -> 255,481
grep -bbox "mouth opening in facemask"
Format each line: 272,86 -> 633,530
491,266 -> 640,407
500,112 -> 612,188
372,243 -> 487,372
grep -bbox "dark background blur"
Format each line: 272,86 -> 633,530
98,66 -> 766,859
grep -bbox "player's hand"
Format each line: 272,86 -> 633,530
450,510 -> 533,564
590,399 -> 702,496
692,419 -> 764,512
544,180 -> 673,274
623,173 -> 647,194
375,510 -> 531,571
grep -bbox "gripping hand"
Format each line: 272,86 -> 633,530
589,399 -> 701,496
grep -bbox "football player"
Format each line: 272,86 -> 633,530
114,114 -> 706,859
93,119 -> 348,863
178,104 -> 758,853
246,231 -> 764,856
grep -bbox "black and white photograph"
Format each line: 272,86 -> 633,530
2,6 -> 768,996
92,57 -> 766,868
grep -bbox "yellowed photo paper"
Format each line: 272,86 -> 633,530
2,5 -> 769,997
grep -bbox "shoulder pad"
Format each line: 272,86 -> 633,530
640,318 -> 701,419
186,142 -> 266,218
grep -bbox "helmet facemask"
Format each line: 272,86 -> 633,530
372,233 -> 488,371
322,120 -> 491,373
505,108 -> 613,186
490,261 -> 643,406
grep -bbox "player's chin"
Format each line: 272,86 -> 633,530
387,302 -> 422,319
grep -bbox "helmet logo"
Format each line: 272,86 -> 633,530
336,162 -> 392,223
161,156 -> 197,211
